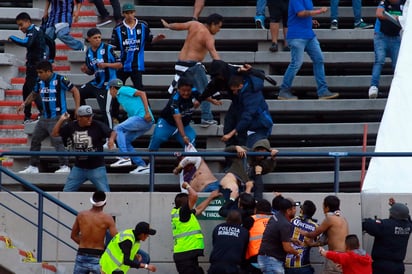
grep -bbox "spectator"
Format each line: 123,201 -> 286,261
218,192 -> 256,230
172,182 -> 221,274
271,193 -> 284,214
93,0 -> 122,27
80,28 -> 122,129
368,0 -> 405,99
173,144 -> 220,192
285,200 -> 320,274
319,234 -> 372,274
362,201 -> 412,274
111,3 -> 165,88
108,79 -> 154,174
255,0 -> 267,29
301,195 -> 349,274
245,199 -> 273,274
192,0 -> 205,21
267,0 -> 289,52
99,221 -> 157,273
330,0 -> 373,30
110,3 -> 165,123
161,14 -> 223,127
71,191 -> 118,273
278,2 -> 339,100
148,78 -> 199,151
208,210 -> 249,274
9,12 -> 45,123
51,105 -> 116,192
17,60 -> 79,174
219,142 -> 277,201
42,0 -> 84,51
257,198 -> 300,273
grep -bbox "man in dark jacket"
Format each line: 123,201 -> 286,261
362,201 -> 412,274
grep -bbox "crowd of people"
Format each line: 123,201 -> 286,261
71,191 -> 412,274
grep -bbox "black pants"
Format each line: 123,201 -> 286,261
373,260 -> 404,274
23,65 -> 43,120
79,82 -> 112,128
92,0 -> 121,20
174,256 -> 204,274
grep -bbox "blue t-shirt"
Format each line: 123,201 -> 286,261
117,86 -> 154,120
287,0 -> 316,39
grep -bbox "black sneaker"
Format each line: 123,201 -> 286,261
269,43 -> 278,52
331,20 -> 338,30
96,16 -> 112,27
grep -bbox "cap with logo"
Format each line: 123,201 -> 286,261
122,3 -> 135,12
77,105 -> 94,117
108,78 -> 123,88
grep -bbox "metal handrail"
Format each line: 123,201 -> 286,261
1,149 -> 412,262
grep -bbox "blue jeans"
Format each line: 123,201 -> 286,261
258,255 -> 285,274
115,116 -> 153,166
285,265 -> 314,274
73,254 -> 100,274
330,0 -> 361,24
148,118 -> 196,151
256,0 -> 267,16
281,37 -> 330,96
30,116 -> 68,167
46,26 -> 83,51
63,166 -> 110,192
370,32 -> 401,87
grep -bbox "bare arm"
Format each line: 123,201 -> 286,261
71,217 -> 81,245
70,86 -> 80,118
182,182 -> 198,209
73,0 -> 82,23
51,113 -> 70,137
206,36 -> 220,60
133,90 -> 152,122
161,19 -> 191,31
303,217 -> 330,238
107,216 -> 118,237
376,7 -> 386,20
297,7 -> 328,17
17,92 -> 38,114
194,190 -> 221,215
107,130 -> 117,150
173,113 -> 190,145
97,62 -> 123,70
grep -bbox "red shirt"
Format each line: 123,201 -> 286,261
325,250 -> 372,274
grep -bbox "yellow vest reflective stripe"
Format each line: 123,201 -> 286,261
99,229 -> 141,273
171,207 -> 204,253
246,214 -> 272,259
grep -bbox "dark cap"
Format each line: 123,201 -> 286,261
390,203 -> 410,220
122,3 -> 135,12
134,222 -> 156,235
252,139 -> 271,152
77,105 -> 94,117
108,78 -> 123,88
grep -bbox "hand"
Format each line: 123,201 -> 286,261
161,19 -> 169,28
221,134 -> 231,142
271,149 -> 279,158
80,64 -> 89,73
235,146 -> 247,158
389,197 -> 396,206
209,189 -> 222,199
255,165 -> 263,175
193,100 -> 200,109
107,140 -> 115,150
319,7 -> 328,13
173,166 -> 182,175
61,112 -> 70,121
146,264 -> 157,272
319,246 -> 326,256
182,182 -> 190,190
135,253 -> 142,262
153,33 -> 166,43
97,62 -> 106,69
245,180 -> 254,193
17,102 -> 25,114
182,136 -> 190,145
144,112 -> 152,122
312,20 -> 320,28
210,98 -> 222,106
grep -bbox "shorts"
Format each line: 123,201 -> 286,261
267,0 -> 289,25
203,180 -> 220,192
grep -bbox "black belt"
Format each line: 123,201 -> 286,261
77,251 -> 102,258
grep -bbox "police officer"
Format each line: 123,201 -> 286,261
362,202 -> 412,274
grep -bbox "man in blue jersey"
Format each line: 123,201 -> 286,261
108,79 -> 154,174
80,28 -> 122,129
42,0 -> 84,51
278,0 -> 339,100
17,60 -> 80,174
285,200 -> 320,274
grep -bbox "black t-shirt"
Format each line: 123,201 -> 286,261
259,213 -> 293,261
160,90 -> 199,126
59,120 -> 112,169
209,222 -> 249,266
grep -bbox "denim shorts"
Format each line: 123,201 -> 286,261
258,254 -> 285,274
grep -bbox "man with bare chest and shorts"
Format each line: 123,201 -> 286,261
161,13 -> 223,127
71,191 -> 117,273
301,195 -> 349,274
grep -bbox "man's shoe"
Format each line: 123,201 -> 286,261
130,164 -> 150,174
283,45 -> 290,52
354,20 -> 374,29
318,90 -> 339,99
96,16 -> 112,27
55,165 -> 70,173
18,165 -> 39,174
269,43 -> 278,52
200,119 -> 218,128
331,20 -> 338,30
278,89 -> 298,100
110,158 -> 132,168
254,16 -> 266,29
368,86 -> 378,99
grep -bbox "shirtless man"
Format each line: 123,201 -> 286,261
161,13 -> 223,127
71,191 -> 117,273
301,195 -> 349,274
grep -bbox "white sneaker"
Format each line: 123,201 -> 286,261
129,164 -> 150,174
110,158 -> 132,167
368,86 -> 378,99
18,165 -> 39,174
103,141 -> 117,149
55,165 -> 70,173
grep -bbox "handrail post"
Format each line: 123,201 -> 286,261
37,193 -> 44,262
334,156 -> 340,193
149,154 -> 155,192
